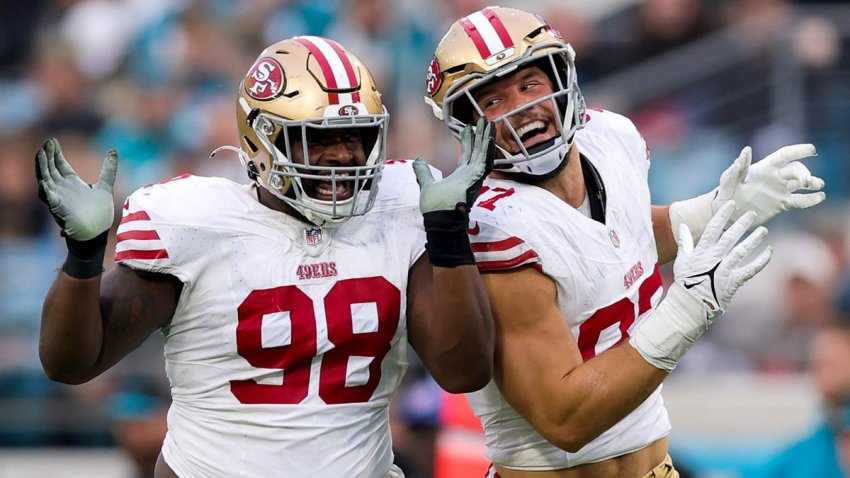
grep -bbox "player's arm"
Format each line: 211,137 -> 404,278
35,138 -> 181,384
408,117 -> 496,394
652,205 -> 676,264
407,255 -> 492,393
492,202 -> 773,452
486,266 -> 667,452
41,265 -> 181,384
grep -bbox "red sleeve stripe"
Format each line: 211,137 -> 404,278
120,211 -> 152,223
475,250 -> 539,271
471,236 -> 525,253
115,249 -> 169,261
116,230 -> 161,242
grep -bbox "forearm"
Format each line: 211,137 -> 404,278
551,345 -> 666,449
39,272 -> 106,384
421,265 -> 494,393
651,205 -> 677,265
504,342 -> 666,452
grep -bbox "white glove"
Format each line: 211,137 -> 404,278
669,144 -> 825,241
413,117 -> 494,213
36,138 -> 118,241
631,201 -> 773,371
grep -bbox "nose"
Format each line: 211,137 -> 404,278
320,139 -> 354,165
504,90 -> 527,113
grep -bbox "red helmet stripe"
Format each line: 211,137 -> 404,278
459,17 -> 491,59
461,9 -> 514,59
295,37 -> 339,104
295,36 -> 361,105
482,7 -> 514,49
324,38 -> 361,103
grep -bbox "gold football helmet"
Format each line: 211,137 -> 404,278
425,7 -> 585,177
227,35 -> 388,227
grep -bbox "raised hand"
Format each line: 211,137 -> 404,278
673,201 -> 773,319
413,116 -> 495,213
713,144 -> 825,227
36,138 -> 118,241
632,201 -> 773,371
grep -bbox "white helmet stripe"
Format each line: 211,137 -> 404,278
296,36 -> 357,104
465,10 -> 511,57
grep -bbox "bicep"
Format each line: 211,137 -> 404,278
95,264 -> 182,374
652,205 -> 677,265
405,254 -> 433,353
484,267 -> 582,426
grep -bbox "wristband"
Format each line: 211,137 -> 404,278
62,230 -> 108,279
668,191 -> 714,243
423,208 -> 475,268
629,282 -> 709,372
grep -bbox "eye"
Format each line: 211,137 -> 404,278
477,96 -> 501,110
521,80 -> 540,92
341,131 -> 361,143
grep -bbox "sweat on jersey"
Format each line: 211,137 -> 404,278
466,109 -> 671,470
114,160 -> 433,478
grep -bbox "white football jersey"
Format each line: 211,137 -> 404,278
467,109 -> 671,469
114,160 -> 429,478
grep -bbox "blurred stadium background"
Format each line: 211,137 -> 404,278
1,0 -> 849,477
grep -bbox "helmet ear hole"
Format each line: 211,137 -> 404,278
247,161 -> 260,180
243,136 -> 259,154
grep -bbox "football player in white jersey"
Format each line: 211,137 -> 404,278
36,36 -> 497,478
424,6 -> 827,478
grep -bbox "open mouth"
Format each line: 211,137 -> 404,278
514,120 -> 552,150
306,175 -> 354,201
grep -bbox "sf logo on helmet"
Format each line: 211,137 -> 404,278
425,56 -> 442,97
338,105 -> 360,116
245,58 -> 285,100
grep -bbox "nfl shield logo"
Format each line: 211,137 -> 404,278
609,229 -> 620,248
305,227 -> 323,246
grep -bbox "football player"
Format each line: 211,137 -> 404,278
424,6 -> 826,478
37,36 -> 496,478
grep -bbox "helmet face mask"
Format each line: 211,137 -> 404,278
235,36 -> 389,227
425,7 -> 586,177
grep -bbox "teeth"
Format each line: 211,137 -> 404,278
516,120 -> 545,138
316,182 -> 349,197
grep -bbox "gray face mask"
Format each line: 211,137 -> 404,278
442,44 -> 586,179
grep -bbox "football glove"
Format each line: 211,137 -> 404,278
412,117 -> 495,268
36,138 -> 118,241
670,144 -> 825,241
413,116 -> 495,213
631,201 -> 773,371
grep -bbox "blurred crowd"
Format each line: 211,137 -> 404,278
1,0 -> 849,477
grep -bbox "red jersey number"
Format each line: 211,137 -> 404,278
577,265 -> 663,361
230,277 -> 401,405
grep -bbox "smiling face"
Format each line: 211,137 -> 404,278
471,66 -> 559,155
288,128 -> 368,202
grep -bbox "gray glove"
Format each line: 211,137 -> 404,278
413,117 -> 495,213
36,138 -> 118,241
